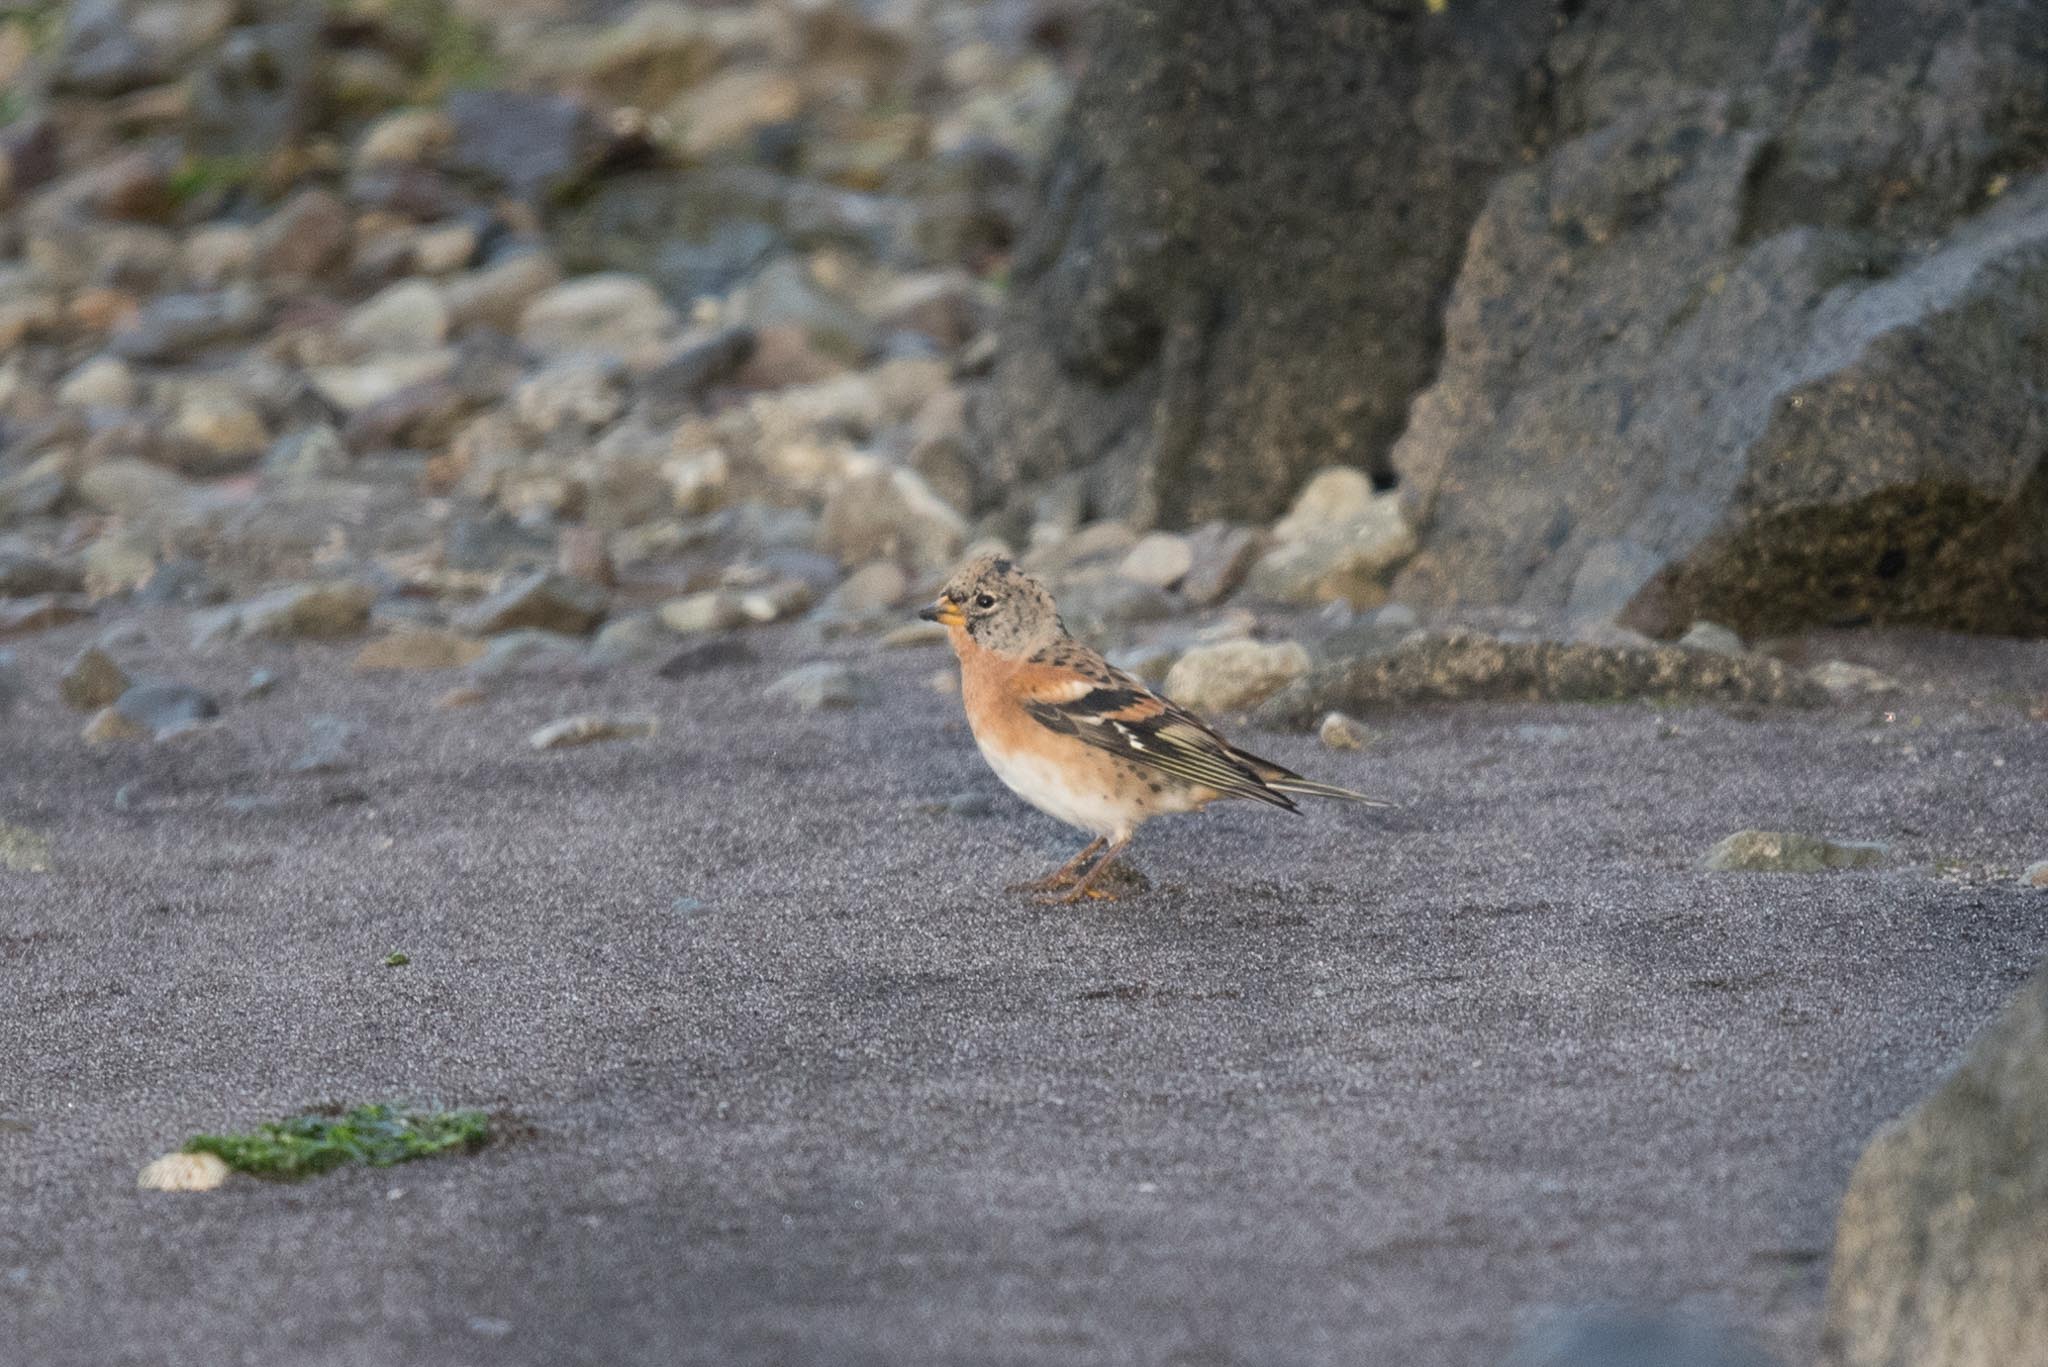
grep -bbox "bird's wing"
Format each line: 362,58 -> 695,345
1017,659 -> 1299,811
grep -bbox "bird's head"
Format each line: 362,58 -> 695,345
919,553 -> 1063,656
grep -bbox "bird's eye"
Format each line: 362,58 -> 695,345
974,593 -> 997,610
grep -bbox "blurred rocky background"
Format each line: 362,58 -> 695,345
2,1 -> 2046,1363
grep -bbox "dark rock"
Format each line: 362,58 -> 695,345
115,681 -> 220,735
1389,12 -> 2048,636
445,90 -> 607,202
0,595 -> 90,638
0,551 -> 84,599
1822,956 -> 2048,1366
186,9 -> 324,160
134,559 -> 222,607
1,119 -> 63,203
442,518 -> 555,574
656,637 -> 759,679
978,0 -> 2048,638
54,0 -> 230,96
1256,629 -> 1826,727
639,327 -> 757,416
972,2 -> 1555,526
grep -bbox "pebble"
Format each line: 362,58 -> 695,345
1118,532 -> 1194,590
352,629 -> 488,672
658,591 -> 745,635
529,715 -> 659,750
57,355 -> 138,409
517,274 -> 677,359
0,594 -> 90,636
467,630 -> 586,680
0,823 -> 53,873
457,571 -> 609,636
0,551 -> 83,598
342,279 -> 451,354
1701,830 -> 1890,873
60,646 -> 130,712
208,582 -> 376,644
1246,499 -> 1416,607
655,637 -> 759,678
290,717 -> 360,774
1318,712 -> 1371,750
1164,639 -> 1312,714
1809,659 -> 1902,698
2020,859 -> 2048,890
1677,621 -> 1745,655
1179,523 -> 1264,606
114,682 -> 221,737
137,1152 -> 230,1193
880,621 -> 949,649
816,467 -> 967,574
584,614 -> 671,668
766,662 -> 873,711
825,561 -> 909,617
82,706 -> 150,744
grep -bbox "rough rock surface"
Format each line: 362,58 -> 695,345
1257,629 -> 1826,727
972,0 -> 1557,527
982,0 -> 2048,636
1822,957 -> 2048,1367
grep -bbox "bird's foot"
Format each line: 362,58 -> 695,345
1036,884 -> 1120,906
1007,872 -> 1077,893
1034,862 -> 1148,906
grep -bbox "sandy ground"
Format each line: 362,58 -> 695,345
3,616 -> 2045,1367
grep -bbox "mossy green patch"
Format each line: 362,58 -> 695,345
331,0 -> 499,97
166,154 -> 267,206
183,1103 -> 490,1180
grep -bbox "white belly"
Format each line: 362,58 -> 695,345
977,735 -> 1135,838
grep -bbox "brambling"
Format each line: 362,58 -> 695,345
920,553 -> 1393,904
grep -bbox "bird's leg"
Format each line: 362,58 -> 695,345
1044,836 -> 1133,905
1008,836 -> 1107,893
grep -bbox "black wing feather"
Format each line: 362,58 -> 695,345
1023,685 -> 1300,811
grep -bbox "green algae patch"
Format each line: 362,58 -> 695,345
183,1103 -> 490,1180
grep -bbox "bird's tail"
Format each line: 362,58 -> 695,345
1264,777 -> 1398,808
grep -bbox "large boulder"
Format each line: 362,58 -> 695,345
1393,51 -> 2048,634
970,0 -> 1557,528
976,0 -> 2048,636
1821,957 -> 2048,1367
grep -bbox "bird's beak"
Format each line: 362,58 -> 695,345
919,595 -> 966,627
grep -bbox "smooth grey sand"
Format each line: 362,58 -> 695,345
3,619 -> 2045,1367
